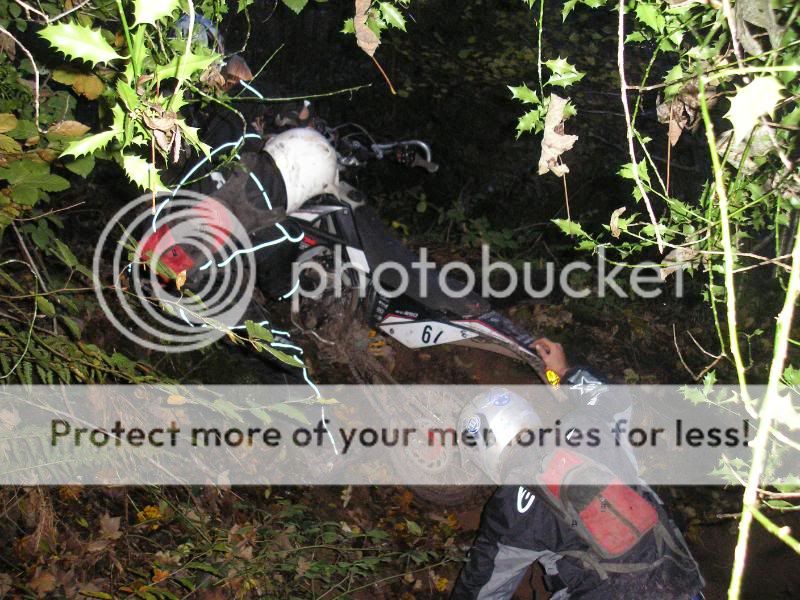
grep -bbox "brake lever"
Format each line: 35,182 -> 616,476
412,154 -> 439,173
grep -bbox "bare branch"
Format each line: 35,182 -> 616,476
0,25 -> 41,131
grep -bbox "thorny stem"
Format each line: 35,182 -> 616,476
728,225 -> 800,599
617,0 -> 664,253
696,71 -> 752,407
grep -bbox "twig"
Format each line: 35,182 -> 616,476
673,324 -> 699,380
12,0 -> 46,20
0,25 -> 40,131
751,506 -> 800,556
616,2 -> 664,253
14,201 -> 85,222
0,260 -> 38,380
47,0 -> 94,23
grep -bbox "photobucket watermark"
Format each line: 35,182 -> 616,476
291,245 -> 684,301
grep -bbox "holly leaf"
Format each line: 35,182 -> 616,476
552,218 -> 590,239
516,109 -> 543,138
155,50 -> 220,83
380,2 -> 407,31
133,0 -> 180,26
176,119 -> 211,157
562,0 -> 578,20
508,83 -> 540,105
635,3 -> 665,34
341,18 -> 356,34
39,22 -> 123,66
122,154 -> 167,192
544,57 -> 584,88
725,77 -> 783,143
282,0 -> 309,14
61,127 -> 121,158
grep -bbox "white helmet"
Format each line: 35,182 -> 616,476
458,388 -> 541,483
264,128 -> 340,214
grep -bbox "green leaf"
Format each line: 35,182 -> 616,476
635,3 -> 665,34
133,0 -> 180,26
155,50 -> 220,83
80,591 -> 114,600
552,218 -> 590,238
36,296 -> 56,317
7,119 -> 38,140
544,57 -> 584,88
176,119 -> 211,157
54,238 -> 79,267
245,320 -> 274,343
508,83 -> 540,105
0,161 -> 69,196
39,22 -> 123,66
62,128 -> 121,159
266,402 -> 311,426
60,315 -> 82,339
65,154 -> 96,178
405,519 -> 423,536
122,154 -> 167,192
663,64 -> 684,98
116,80 -> 140,111
185,562 -> 221,577
725,77 -> 783,143
282,0 -> 309,14
562,0 -> 578,20
379,2 -> 407,31
516,109 -> 543,137
341,18 -> 356,34
0,113 -> 17,133
0,134 -> 21,153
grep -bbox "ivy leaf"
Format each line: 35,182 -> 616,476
508,84 -> 540,105
133,0 -> 180,26
39,22 -> 123,66
379,2 -> 407,31
121,154 -> 167,192
725,77 -> 783,143
544,57 -> 584,88
552,218 -> 590,239
281,0 -> 309,14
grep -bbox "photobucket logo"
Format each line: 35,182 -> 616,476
93,191 -> 256,353
290,246 -> 683,301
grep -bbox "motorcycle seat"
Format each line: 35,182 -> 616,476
353,205 -> 489,318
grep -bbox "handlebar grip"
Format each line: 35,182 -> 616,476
412,155 -> 439,173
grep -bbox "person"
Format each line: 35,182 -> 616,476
452,338 -> 705,600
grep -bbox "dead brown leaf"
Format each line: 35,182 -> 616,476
354,0 -> 380,57
538,95 -> 578,177
100,513 -> 122,540
72,73 -> 104,100
0,33 -> 16,60
47,120 -> 90,137
29,570 -> 56,597
609,206 -> 627,239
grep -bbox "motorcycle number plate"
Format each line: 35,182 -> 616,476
379,319 -> 478,349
